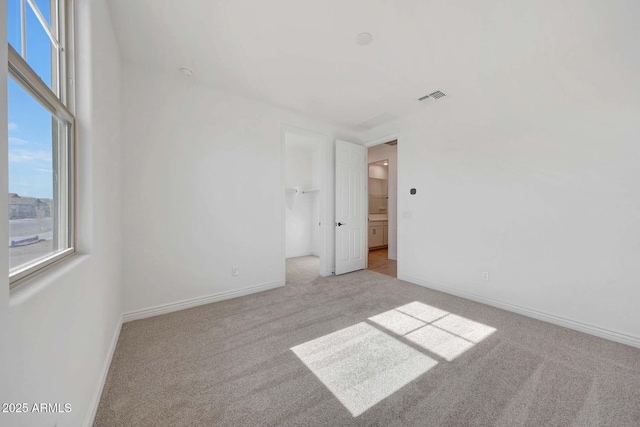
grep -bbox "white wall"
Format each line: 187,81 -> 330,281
363,89 -> 640,346
368,144 -> 398,260
0,0 -> 124,425
121,64 -> 358,315
285,140 -> 319,258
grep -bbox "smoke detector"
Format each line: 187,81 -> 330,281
418,90 -> 446,104
356,33 -> 373,46
179,67 -> 194,77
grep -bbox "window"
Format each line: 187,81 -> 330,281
7,0 -> 75,285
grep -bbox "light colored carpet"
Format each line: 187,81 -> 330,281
95,256 -> 640,426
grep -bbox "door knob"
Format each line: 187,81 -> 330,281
337,222 -> 346,226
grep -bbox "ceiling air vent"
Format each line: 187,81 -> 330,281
418,91 -> 446,103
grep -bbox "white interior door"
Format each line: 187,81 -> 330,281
335,139 -> 367,275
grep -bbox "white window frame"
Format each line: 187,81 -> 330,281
8,0 -> 76,286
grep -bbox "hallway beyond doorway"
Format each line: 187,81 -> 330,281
368,248 -> 397,277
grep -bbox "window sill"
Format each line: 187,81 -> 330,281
9,253 -> 90,307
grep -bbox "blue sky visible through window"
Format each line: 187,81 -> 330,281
7,0 -> 55,199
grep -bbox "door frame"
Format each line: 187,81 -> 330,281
281,124 -> 330,279
364,133 -> 400,268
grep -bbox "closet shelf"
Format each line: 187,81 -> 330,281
302,188 -> 320,194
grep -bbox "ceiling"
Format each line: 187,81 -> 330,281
108,0 -> 640,132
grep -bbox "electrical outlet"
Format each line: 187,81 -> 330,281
482,271 -> 490,281
232,267 -> 239,276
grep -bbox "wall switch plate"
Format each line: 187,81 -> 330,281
232,267 -> 239,276
482,271 -> 490,281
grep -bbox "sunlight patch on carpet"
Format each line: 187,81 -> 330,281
406,325 -> 475,361
368,309 -> 425,335
291,302 -> 496,416
291,322 -> 437,416
432,314 -> 497,343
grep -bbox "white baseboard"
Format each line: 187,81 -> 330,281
85,315 -> 122,427
398,274 -> 640,349
122,281 -> 285,323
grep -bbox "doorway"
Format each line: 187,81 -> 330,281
367,140 -> 398,277
282,125 -> 327,282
